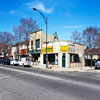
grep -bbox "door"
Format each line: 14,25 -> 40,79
62,53 -> 66,67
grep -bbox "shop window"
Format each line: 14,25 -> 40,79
70,54 -> 80,63
36,39 -> 40,48
43,54 -> 58,65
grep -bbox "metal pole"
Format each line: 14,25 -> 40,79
33,8 -> 48,69
91,54 -> 93,67
46,17 -> 48,68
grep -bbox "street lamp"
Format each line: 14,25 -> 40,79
33,8 -> 48,68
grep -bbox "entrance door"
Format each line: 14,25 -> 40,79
62,53 -> 66,67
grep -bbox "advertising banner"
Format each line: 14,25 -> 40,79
42,46 -> 53,53
60,45 -> 68,52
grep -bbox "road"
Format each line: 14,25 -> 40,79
0,65 -> 100,100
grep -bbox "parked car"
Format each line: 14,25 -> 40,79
10,59 -> 19,65
95,61 -> 100,69
18,58 -> 31,66
3,59 -> 10,65
0,59 -> 3,64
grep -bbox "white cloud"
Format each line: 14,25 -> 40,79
9,10 -> 18,14
24,2 -> 53,14
64,25 -> 87,29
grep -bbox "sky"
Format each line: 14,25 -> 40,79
0,0 -> 100,41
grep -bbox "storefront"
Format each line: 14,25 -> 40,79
29,50 -> 41,63
42,45 -> 58,65
43,53 -> 58,65
40,41 -> 85,69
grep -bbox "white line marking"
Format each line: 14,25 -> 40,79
0,74 -> 6,76
0,75 -> 11,80
15,73 -> 26,76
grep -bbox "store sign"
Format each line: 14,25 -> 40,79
68,44 -> 75,52
60,45 -> 68,52
42,46 -> 53,53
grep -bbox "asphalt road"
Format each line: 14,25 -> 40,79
0,65 -> 100,100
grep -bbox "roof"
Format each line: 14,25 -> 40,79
55,40 -> 84,46
85,48 -> 100,55
42,40 -> 84,46
12,40 -> 29,47
30,29 -> 42,34
0,43 -> 11,47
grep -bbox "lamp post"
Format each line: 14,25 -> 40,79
33,8 -> 48,68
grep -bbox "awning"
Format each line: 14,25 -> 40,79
29,50 -> 41,54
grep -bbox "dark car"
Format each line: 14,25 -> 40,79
0,59 -> 3,64
3,59 -> 10,65
95,61 -> 100,69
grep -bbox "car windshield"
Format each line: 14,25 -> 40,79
98,59 -> 100,61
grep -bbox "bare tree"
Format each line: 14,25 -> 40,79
82,26 -> 98,48
0,32 -> 14,44
0,32 -> 14,57
13,26 -> 24,43
20,17 -> 38,40
0,32 -> 3,43
13,17 -> 38,58
19,17 -> 38,56
95,28 -> 100,48
70,31 -> 81,43
3,32 -> 14,44
13,26 -> 25,59
95,38 -> 100,48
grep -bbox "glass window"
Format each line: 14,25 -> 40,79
70,54 -> 80,63
31,40 -> 33,49
43,54 -> 58,65
36,39 -> 40,48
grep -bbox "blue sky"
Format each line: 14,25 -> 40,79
0,0 -> 100,40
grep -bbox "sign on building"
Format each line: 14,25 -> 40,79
42,46 -> 53,53
60,45 -> 68,52
68,44 -> 75,52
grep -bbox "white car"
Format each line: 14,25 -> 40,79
18,58 -> 31,66
10,59 -> 19,65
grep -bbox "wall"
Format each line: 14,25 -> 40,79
74,43 -> 85,67
19,44 -> 27,50
30,30 -> 41,50
19,49 -> 28,55
41,41 -> 85,68
29,30 -> 53,51
12,47 -> 17,59
11,43 -> 28,59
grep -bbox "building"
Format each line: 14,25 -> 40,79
29,29 -> 54,63
11,41 -> 29,60
85,48 -> 100,66
40,41 -> 85,69
0,43 -> 12,60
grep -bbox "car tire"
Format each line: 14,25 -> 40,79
23,64 -> 24,67
95,67 -> 98,70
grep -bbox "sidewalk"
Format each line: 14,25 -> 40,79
48,66 -> 94,72
31,64 -> 94,72
63,67 -> 94,72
